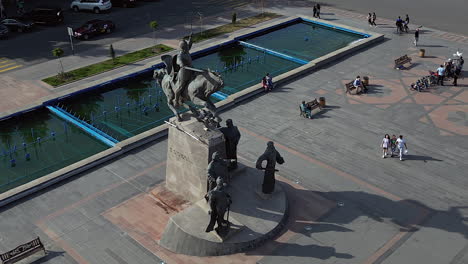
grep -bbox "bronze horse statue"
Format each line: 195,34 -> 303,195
153,55 -> 224,126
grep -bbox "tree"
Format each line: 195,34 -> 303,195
109,44 -> 116,63
232,12 -> 237,24
52,48 -> 65,78
149,20 -> 158,47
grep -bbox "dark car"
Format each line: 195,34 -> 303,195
73,19 -> 115,40
111,0 -> 136,7
0,18 -> 34,32
0,24 -> 9,39
24,7 -> 64,25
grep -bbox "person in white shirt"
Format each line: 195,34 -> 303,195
396,135 -> 408,161
437,65 -> 445,86
381,134 -> 390,158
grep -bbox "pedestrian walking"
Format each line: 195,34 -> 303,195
381,134 -> 390,158
316,4 -> 321,19
405,14 -> 410,25
437,65 -> 445,86
452,67 -> 461,86
390,135 -> 397,157
367,13 -> 373,27
396,135 -> 407,161
313,4 -> 317,18
371,12 -> 377,26
396,17 -> 403,34
414,28 -> 419,46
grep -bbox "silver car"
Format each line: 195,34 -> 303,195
70,0 -> 112,14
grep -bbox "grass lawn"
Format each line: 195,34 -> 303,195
189,12 -> 281,43
43,12 -> 281,87
43,45 -> 173,87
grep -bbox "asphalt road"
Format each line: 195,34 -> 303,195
1,0 -> 467,69
0,0 -> 249,66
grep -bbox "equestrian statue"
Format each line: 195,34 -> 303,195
153,33 -> 224,127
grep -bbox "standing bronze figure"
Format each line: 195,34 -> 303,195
256,141 -> 285,194
219,119 -> 241,170
205,177 -> 232,236
207,152 -> 229,191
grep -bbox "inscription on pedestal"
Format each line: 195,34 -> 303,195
165,117 -> 226,203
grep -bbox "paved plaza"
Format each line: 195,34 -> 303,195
0,1 -> 467,264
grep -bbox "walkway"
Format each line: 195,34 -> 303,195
0,2 -> 467,264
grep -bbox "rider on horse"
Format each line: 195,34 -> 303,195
171,33 -> 194,107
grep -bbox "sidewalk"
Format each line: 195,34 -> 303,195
0,2 -> 467,264
0,7 -> 264,118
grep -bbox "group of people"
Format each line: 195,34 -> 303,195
353,75 -> 368,94
367,12 -> 377,27
395,15 -> 410,34
312,3 -> 321,19
434,56 -> 464,86
381,135 -> 408,161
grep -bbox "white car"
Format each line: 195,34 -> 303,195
70,0 -> 112,14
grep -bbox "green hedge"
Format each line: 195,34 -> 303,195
43,45 -> 173,87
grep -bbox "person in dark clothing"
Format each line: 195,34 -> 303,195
414,28 -> 419,46
405,14 -> 410,25
453,68 -> 461,86
367,13 -> 373,26
313,4 -> 317,18
371,12 -> 377,26
396,16 -> 403,34
316,4 -> 321,19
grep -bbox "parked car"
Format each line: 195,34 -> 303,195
70,0 -> 112,14
73,19 -> 115,40
23,7 -> 64,25
0,24 -> 9,39
111,0 -> 136,8
0,18 -> 34,32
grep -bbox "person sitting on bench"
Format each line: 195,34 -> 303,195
353,76 -> 367,94
300,101 -> 312,119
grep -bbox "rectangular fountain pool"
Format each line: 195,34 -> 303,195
0,108 -> 109,193
242,21 -> 364,61
0,17 -> 376,195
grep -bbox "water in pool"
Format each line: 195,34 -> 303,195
193,43 -> 301,95
0,109 -> 109,193
243,21 -> 363,61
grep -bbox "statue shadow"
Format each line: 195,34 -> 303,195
240,180 -> 468,260
29,250 -> 65,264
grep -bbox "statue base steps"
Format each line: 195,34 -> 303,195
159,164 -> 288,256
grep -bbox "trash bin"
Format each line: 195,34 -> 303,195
319,97 -> 326,107
363,76 -> 369,86
419,49 -> 425,58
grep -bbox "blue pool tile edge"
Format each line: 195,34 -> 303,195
300,17 -> 371,38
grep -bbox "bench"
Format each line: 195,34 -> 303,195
0,237 -> 47,264
394,55 -> 412,69
299,99 -> 322,118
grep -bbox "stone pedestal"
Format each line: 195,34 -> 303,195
165,116 -> 226,203
159,164 -> 288,256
